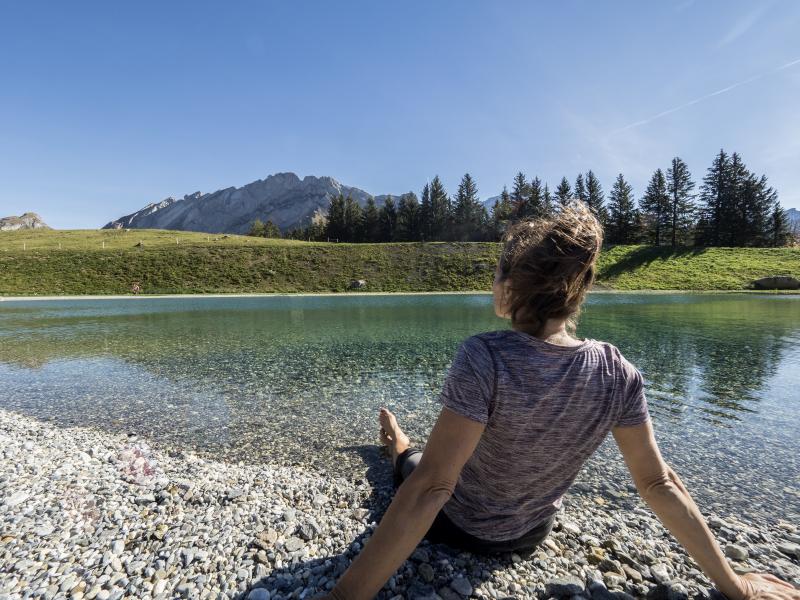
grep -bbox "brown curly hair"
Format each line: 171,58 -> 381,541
497,201 -> 604,335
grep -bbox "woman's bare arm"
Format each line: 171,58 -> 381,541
613,420 -> 799,600
328,408 -> 485,600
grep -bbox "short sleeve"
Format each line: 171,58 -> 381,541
438,336 -> 496,424
615,355 -> 650,427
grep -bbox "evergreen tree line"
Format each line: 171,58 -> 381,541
252,149 -> 794,247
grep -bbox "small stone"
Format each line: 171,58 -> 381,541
450,577 -> 473,596
545,576 -> 585,597
588,547 -> 607,564
560,521 -> 581,536
352,508 -> 370,521
646,583 -> 689,600
418,562 -> 435,582
777,542 -> 800,559
603,572 -> 626,589
650,564 -> 671,585
411,548 -> 431,562
111,540 -> 124,556
227,488 -> 244,500
598,558 -> 622,574
312,494 -> 329,507
284,537 -> 304,552
4,491 -> 29,507
707,516 -> 728,530
297,523 -> 315,541
258,529 -> 278,544
621,565 -> 643,583
438,588 -> 461,600
407,583 -> 438,600
35,524 -> 55,537
134,494 -> 156,505
724,544 -> 748,561
247,589 -> 270,600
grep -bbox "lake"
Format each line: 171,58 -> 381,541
1,293 -> 798,525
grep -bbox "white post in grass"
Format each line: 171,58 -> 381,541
23,243 -> 26,250
102,241 -> 105,249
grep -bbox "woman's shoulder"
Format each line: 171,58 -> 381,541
590,340 -> 643,379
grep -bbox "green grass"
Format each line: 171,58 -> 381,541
1,229 -> 798,296
595,245 -> 800,290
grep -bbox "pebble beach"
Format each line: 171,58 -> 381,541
1,410 -> 799,600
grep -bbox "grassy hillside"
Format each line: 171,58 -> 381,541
1,229 -> 798,295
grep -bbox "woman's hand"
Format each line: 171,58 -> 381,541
737,573 -> 800,600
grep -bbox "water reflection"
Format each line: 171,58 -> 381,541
0,293 -> 798,519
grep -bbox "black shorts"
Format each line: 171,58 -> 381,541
393,447 -> 554,555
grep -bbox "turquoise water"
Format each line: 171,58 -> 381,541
0,293 -> 798,522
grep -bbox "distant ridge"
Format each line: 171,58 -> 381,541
0,212 -> 50,231
788,207 -> 799,228
104,172 -> 406,234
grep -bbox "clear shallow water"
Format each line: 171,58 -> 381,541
0,293 -> 798,522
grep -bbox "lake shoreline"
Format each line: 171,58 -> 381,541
3,289 -> 800,302
2,409 -> 799,600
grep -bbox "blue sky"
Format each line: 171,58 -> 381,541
1,1 -> 799,229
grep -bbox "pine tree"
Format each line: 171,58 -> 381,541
378,196 -> 398,242
726,153 -> 750,246
419,183 -> 432,241
511,172 -> 530,219
325,193 -> 347,241
343,195 -> 364,242
362,196 -> 381,242
585,170 -> 607,224
607,174 -> 637,244
248,219 -> 266,237
492,187 -> 514,240
428,176 -> 451,240
771,203 -> 792,247
527,177 -> 545,219
741,173 -> 777,247
666,157 -> 696,246
574,173 -> 587,203
640,169 -> 670,246
542,184 -> 554,216
263,220 -> 281,238
453,173 -> 483,241
555,177 -> 572,206
397,193 -> 421,241
697,149 -> 730,246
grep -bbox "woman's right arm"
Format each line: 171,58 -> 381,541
613,421 -> 799,600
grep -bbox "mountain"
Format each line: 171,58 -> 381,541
483,194 -> 501,209
0,212 -> 51,231
104,172 -> 406,234
788,208 -> 799,229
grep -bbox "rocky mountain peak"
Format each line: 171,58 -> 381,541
0,212 -> 51,231
103,172 -> 408,234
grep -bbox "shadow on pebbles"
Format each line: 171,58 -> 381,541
1,410 -> 798,600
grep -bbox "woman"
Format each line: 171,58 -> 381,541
325,204 -> 798,600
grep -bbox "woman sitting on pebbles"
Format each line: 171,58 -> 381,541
325,203 -> 798,600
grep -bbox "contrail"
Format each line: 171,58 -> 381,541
612,57 -> 800,134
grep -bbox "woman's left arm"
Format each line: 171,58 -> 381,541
327,407 -> 486,600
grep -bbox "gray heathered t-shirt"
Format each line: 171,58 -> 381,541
438,330 -> 649,542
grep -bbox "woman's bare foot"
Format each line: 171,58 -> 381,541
379,407 -> 410,467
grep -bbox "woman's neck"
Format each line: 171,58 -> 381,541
513,319 -> 583,347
